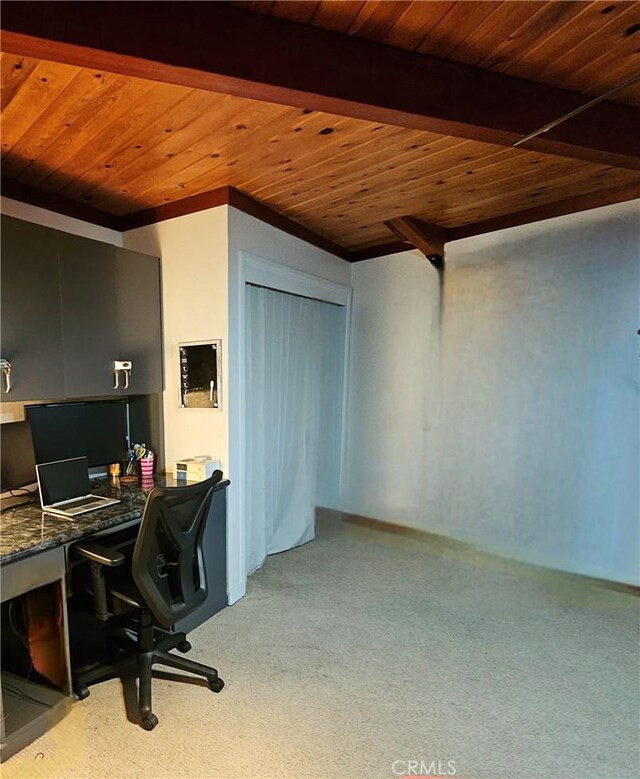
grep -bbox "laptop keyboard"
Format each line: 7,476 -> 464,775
61,496 -> 104,510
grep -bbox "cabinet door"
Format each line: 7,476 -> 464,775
58,233 -> 122,398
113,248 -> 162,395
0,216 -> 65,401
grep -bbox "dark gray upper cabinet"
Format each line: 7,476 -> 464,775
1,216 -> 162,402
0,217 -> 66,401
58,233 -> 122,398
58,233 -> 163,398
113,247 -> 163,396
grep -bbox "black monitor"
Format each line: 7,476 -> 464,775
26,400 -> 128,468
0,421 -> 37,491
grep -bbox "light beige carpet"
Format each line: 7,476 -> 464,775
3,512 -> 639,779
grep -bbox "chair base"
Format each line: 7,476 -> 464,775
73,612 -> 223,730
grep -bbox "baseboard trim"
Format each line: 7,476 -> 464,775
342,512 -> 640,597
227,581 -> 246,606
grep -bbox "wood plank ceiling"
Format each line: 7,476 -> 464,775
234,0 -> 640,106
2,1 -> 640,256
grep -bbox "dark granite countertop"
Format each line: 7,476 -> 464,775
0,475 -> 177,565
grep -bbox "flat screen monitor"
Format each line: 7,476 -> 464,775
0,420 -> 37,491
26,400 -> 128,468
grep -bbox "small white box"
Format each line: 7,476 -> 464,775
174,456 -> 222,482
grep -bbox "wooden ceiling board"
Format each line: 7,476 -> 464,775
139,112 -> 404,222
423,168 -> 638,226
293,157 -> 633,227
495,2 -> 636,91
519,3 -> 640,90
1,59 -> 81,158
2,66 -> 130,182
472,2 -> 589,72
46,89 -> 235,201
57,88 -> 216,202
236,1 -> 275,14
97,100 -> 331,213
233,0 -> 640,107
18,75 -> 159,189
484,2 -> 600,77
240,122 -> 435,197
0,52 -> 39,110
438,2 -> 548,65
330,168 -> 638,250
24,77 -> 190,196
2,53 -> 639,252
265,137 -> 492,214
346,1 -> 413,40
268,137 -> 583,214
415,2 -> 503,59
270,1 -> 319,25
132,113 -> 415,217
89,93 -> 279,211
247,126 -> 455,203
382,1 -> 457,50
310,1 -> 367,33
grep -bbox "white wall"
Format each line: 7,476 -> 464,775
344,201 -> 640,585
123,208 -> 229,473
343,248 -> 442,525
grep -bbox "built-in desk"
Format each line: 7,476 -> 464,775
0,477 -> 153,565
0,475 -> 228,761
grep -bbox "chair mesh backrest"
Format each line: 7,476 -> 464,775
132,471 -> 223,627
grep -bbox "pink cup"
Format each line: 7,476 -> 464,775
140,459 -> 154,478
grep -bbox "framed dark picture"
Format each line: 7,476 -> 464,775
178,340 -> 222,410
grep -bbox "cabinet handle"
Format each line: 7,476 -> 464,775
0,359 -> 12,393
113,360 -> 132,391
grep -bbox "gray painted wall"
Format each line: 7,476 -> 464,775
344,200 -> 640,584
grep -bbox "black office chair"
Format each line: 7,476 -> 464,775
72,472 -> 226,730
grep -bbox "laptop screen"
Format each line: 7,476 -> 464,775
37,457 -> 91,506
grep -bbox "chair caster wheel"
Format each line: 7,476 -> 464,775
208,678 -> 224,693
74,685 -> 90,701
141,713 -> 159,731
177,640 -> 192,653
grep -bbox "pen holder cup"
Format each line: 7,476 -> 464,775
139,459 -> 154,480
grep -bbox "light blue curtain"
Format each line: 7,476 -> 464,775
245,284 -> 346,575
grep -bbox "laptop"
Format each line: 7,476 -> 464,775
36,456 -> 120,517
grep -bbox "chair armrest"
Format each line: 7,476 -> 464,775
74,541 -> 125,567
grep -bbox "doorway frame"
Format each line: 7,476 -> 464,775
227,251 -> 352,604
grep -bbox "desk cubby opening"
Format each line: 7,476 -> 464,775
0,582 -> 70,760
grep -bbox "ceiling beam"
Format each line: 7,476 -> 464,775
2,2 -> 639,170
385,217 -> 450,268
